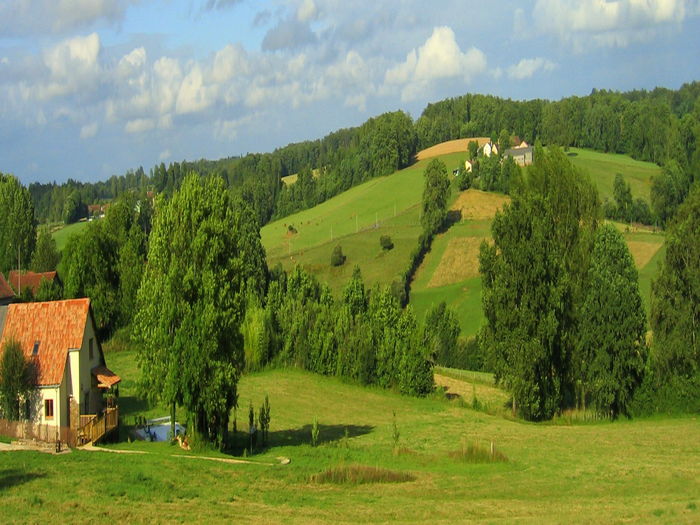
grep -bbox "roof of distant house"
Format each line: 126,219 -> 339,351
8,270 -> 58,295
505,146 -> 534,156
0,273 -> 14,300
0,298 -> 91,386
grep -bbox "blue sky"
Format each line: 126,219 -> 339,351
1,0 -> 699,184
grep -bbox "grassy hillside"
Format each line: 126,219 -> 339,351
51,220 -> 89,251
263,146 -> 665,335
566,147 -> 661,203
261,151 -> 468,294
2,358 -> 698,523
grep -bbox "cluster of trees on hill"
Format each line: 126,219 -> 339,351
243,265 -> 434,397
479,146 -> 699,420
418,85 -> 700,226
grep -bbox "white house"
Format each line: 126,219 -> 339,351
483,142 -> 498,157
0,298 -> 120,439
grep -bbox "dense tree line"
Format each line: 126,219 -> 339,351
243,264 -> 434,397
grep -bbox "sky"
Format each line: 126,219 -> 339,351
1,0 -> 699,185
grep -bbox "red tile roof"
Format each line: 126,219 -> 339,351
8,271 -> 58,295
0,273 -> 14,300
0,299 -> 90,386
92,365 -> 121,388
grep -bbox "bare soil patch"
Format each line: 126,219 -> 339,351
450,189 -> 510,220
428,237 -> 487,288
416,138 -> 491,161
626,241 -> 663,269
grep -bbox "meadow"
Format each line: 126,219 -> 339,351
51,220 -> 89,251
2,348 -> 698,523
566,147 -> 661,203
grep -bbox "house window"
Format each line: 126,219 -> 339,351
44,399 -> 54,420
89,338 -> 94,360
33,341 -> 40,356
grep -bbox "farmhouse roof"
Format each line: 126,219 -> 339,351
8,270 -> 58,295
0,299 -> 90,386
92,365 -> 121,388
0,273 -> 14,301
505,146 -> 533,156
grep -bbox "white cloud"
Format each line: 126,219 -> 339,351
159,149 -> 171,161
38,32 -> 101,100
384,26 -> 486,101
176,64 -> 216,115
211,44 -> 250,83
297,0 -> 318,22
80,122 -> 98,139
507,57 -> 557,80
1,57 -> 9,65
534,0 -> 695,50
0,0 -> 135,37
125,118 -> 155,134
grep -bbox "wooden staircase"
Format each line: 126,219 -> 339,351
77,407 -> 119,445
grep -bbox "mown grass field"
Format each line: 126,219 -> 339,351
51,220 -> 90,251
261,152 -> 467,295
2,348 -> 698,523
566,147 -> 661,203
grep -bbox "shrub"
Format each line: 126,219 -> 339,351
311,465 -> 415,485
380,235 -> 394,251
330,245 -> 346,267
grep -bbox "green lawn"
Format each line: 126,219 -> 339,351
2,356 -> 698,523
51,221 -> 90,251
566,147 -> 661,203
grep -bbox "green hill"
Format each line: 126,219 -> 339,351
566,147 -> 661,203
261,145 -> 665,337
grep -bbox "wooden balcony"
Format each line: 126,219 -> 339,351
77,407 -> 119,446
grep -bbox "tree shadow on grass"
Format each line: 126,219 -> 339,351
118,396 -> 150,418
269,424 -> 374,448
0,469 -> 46,491
438,210 -> 462,234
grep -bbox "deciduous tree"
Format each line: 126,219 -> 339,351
135,174 -> 267,447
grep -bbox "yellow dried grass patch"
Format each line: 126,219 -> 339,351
416,138 -> 491,161
428,236 -> 487,288
626,241 -> 663,269
450,189 -> 510,220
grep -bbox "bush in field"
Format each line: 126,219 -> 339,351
379,235 -> 394,251
330,244 -> 346,267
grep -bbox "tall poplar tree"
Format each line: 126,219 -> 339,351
135,174 -> 267,446
576,224 -> 647,417
0,173 -> 36,274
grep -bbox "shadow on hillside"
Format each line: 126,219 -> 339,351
269,424 -> 374,448
0,469 -> 46,491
